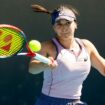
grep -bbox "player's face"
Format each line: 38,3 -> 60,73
53,19 -> 77,38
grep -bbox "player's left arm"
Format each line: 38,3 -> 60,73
82,39 -> 105,76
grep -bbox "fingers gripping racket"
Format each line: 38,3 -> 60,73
0,24 -> 51,64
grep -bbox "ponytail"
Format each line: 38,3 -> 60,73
31,4 -> 78,25
31,4 -> 52,15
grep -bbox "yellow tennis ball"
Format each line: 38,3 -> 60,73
28,40 -> 41,52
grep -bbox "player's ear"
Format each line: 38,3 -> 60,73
74,20 -> 78,29
52,25 -> 57,33
52,25 -> 55,29
75,23 -> 77,29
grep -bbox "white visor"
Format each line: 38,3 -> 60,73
55,8 -> 76,22
55,15 -> 75,22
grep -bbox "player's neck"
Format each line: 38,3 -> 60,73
56,36 -> 76,49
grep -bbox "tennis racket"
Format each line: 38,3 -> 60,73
0,24 -> 51,64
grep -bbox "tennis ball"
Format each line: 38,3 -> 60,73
28,40 -> 41,52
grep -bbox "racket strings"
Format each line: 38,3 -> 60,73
0,27 -> 25,57
0,28 -> 22,44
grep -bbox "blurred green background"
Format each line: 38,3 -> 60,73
0,0 -> 105,105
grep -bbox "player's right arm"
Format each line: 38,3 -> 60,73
29,40 -> 57,74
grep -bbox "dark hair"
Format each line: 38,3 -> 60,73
31,4 -> 52,14
55,4 -> 79,16
31,4 -> 79,15
31,4 -> 79,24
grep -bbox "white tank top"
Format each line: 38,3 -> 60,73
42,38 -> 91,99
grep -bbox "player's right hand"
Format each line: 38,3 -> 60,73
48,57 -> 58,68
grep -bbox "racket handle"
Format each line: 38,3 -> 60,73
18,52 -> 51,64
34,53 -> 51,64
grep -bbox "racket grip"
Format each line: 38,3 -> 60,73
34,53 -> 51,64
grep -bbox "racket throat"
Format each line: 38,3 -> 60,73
27,52 -> 36,57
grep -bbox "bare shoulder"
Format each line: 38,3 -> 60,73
40,40 -> 56,57
41,40 -> 55,51
81,39 -> 97,54
41,40 -> 52,49
81,39 -> 93,46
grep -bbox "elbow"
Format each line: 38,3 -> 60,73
100,67 -> 105,76
28,63 -> 35,74
28,61 -> 35,74
28,62 -> 43,74
103,68 -> 105,76
29,66 -> 41,75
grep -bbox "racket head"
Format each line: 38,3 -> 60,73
0,24 -> 26,58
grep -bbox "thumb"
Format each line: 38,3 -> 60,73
48,57 -> 58,67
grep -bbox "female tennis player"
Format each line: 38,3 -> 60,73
29,4 -> 105,105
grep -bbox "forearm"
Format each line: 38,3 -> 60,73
29,57 -> 58,74
29,61 -> 48,74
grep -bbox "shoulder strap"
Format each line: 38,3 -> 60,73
52,38 -> 63,53
75,38 -> 89,55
